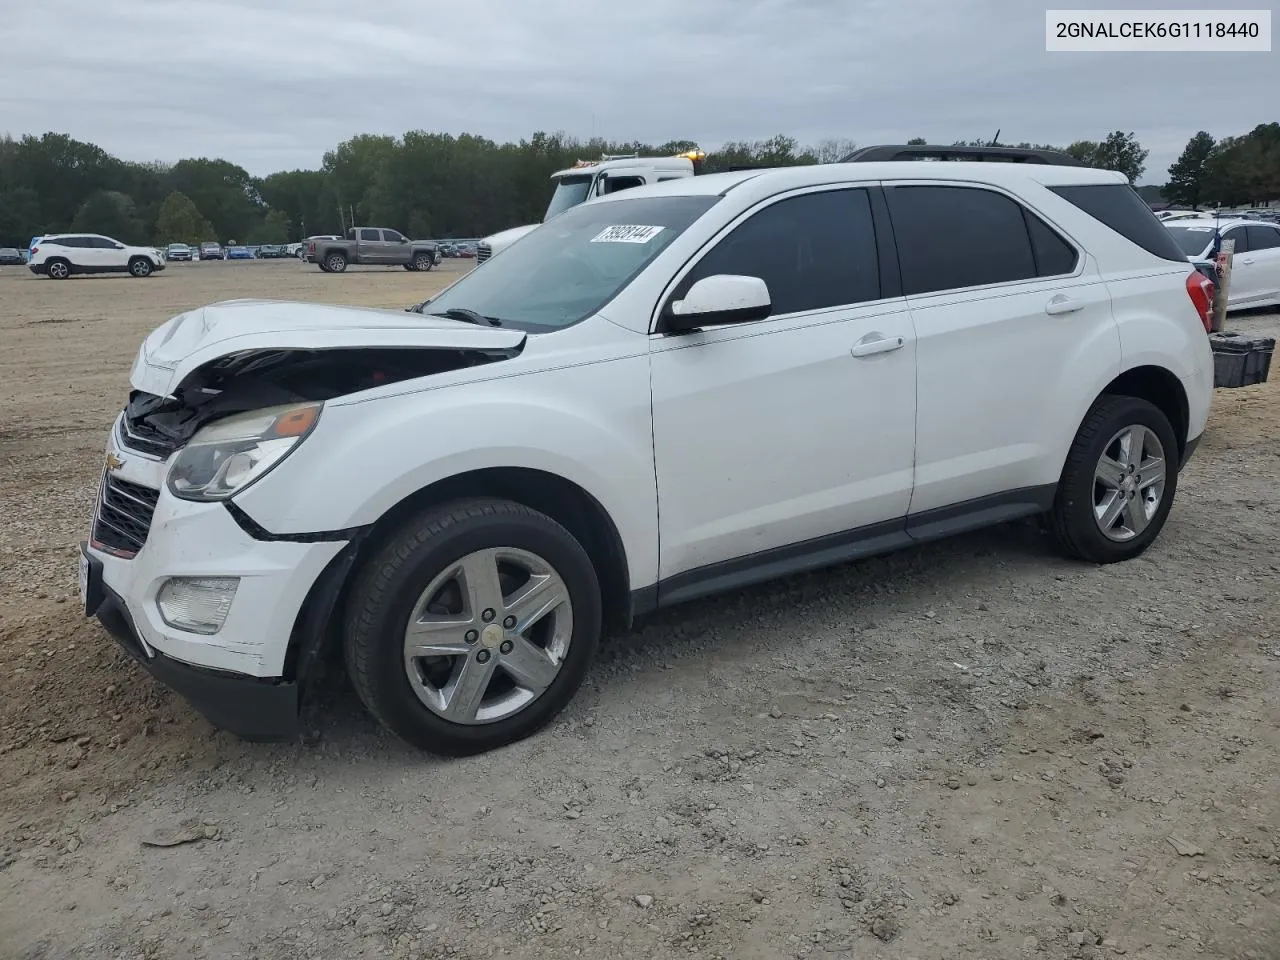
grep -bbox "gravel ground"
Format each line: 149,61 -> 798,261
1,261 -> 1278,960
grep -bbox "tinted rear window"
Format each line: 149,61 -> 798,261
1164,224 -> 1215,257
1049,184 -> 1189,262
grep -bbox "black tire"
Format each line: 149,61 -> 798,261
46,258 -> 71,280
343,498 -> 602,755
412,253 -> 434,272
403,262 -> 416,271
324,252 -> 347,273
1049,394 -> 1179,564
318,260 -> 332,273
129,257 -> 153,278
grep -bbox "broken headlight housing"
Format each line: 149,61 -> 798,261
166,402 -> 322,502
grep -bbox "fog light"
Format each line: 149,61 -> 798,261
156,577 -> 239,635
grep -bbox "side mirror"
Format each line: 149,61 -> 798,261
400,236 -> 409,243
667,275 -> 772,332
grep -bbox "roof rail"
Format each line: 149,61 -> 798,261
839,144 -> 1085,166
599,153 -> 640,161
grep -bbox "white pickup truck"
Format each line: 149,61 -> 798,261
476,150 -> 705,263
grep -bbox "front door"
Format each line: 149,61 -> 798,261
649,185 -> 917,595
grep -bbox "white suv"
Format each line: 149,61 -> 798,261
29,233 -> 165,279
79,159 -> 1214,755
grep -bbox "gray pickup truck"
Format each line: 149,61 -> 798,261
308,228 -> 439,273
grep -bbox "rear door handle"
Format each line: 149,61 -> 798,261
1241,257 -> 1256,265
850,334 -> 905,358
1044,295 -> 1084,316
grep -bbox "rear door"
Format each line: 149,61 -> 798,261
357,228 -> 383,263
884,181 -> 1119,520
1243,225 -> 1280,304
1220,227 -> 1256,304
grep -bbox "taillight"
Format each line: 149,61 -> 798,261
30,247 -> 38,255
308,241 -> 315,252
1185,271 -> 1214,333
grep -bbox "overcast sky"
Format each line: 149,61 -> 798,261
2,0 -> 1275,184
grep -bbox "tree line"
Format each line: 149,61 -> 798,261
0,124 -> 1275,248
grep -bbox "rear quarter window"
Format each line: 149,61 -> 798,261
1048,184 -> 1189,262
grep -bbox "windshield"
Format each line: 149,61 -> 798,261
421,194 -> 719,331
1164,224 -> 1216,257
542,174 -> 595,222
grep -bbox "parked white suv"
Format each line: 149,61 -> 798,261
30,233 -> 165,279
79,159 -> 1214,755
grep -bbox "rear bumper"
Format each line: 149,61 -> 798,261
94,577 -> 301,741
28,264 -> 45,275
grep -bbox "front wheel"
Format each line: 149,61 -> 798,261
343,499 -> 602,755
412,253 -> 434,272
1049,395 -> 1179,564
129,257 -> 153,278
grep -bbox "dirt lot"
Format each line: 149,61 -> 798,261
1,259 -> 1278,960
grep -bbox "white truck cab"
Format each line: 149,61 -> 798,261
476,150 -> 705,262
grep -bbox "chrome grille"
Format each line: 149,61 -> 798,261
93,475 -> 160,556
118,415 -> 174,459
476,243 -> 491,263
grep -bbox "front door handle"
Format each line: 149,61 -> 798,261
1241,257 -> 1256,265
1044,295 -> 1084,316
850,334 -> 905,358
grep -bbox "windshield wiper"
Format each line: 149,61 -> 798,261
432,308 -> 503,327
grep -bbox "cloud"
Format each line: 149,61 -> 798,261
2,0 -> 1275,182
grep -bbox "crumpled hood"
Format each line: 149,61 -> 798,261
130,299 -> 526,397
481,224 -> 539,253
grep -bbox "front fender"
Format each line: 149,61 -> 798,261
232,354 -> 659,589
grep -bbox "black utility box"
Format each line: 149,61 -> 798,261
1209,331 -> 1275,388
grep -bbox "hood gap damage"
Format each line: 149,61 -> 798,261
122,344 -> 520,458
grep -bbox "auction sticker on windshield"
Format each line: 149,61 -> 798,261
591,225 -> 665,244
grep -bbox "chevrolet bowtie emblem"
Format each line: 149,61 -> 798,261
105,452 -> 125,472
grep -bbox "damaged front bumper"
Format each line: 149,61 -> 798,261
81,414 -> 352,738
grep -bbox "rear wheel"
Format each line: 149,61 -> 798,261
324,252 -> 347,273
129,257 -> 153,278
46,259 -> 71,280
343,498 -> 602,755
1049,395 -> 1179,563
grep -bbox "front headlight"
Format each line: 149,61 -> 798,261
167,402 -> 321,502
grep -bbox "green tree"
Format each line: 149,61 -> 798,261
0,186 -> 42,246
154,190 -> 214,243
246,209 -> 290,245
1164,132 -> 1215,208
1065,131 -> 1148,182
906,137 -> 927,145
70,190 -> 145,243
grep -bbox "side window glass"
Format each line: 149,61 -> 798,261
1222,228 -> 1249,254
1246,226 -> 1280,251
886,185 -> 1037,295
91,237 -> 117,249
359,228 -> 380,242
677,189 -> 880,315
1024,212 -> 1079,276
382,230 -> 405,243
604,176 -> 645,194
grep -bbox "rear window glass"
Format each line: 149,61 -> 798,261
1164,224 -> 1215,257
1049,184 -> 1189,262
